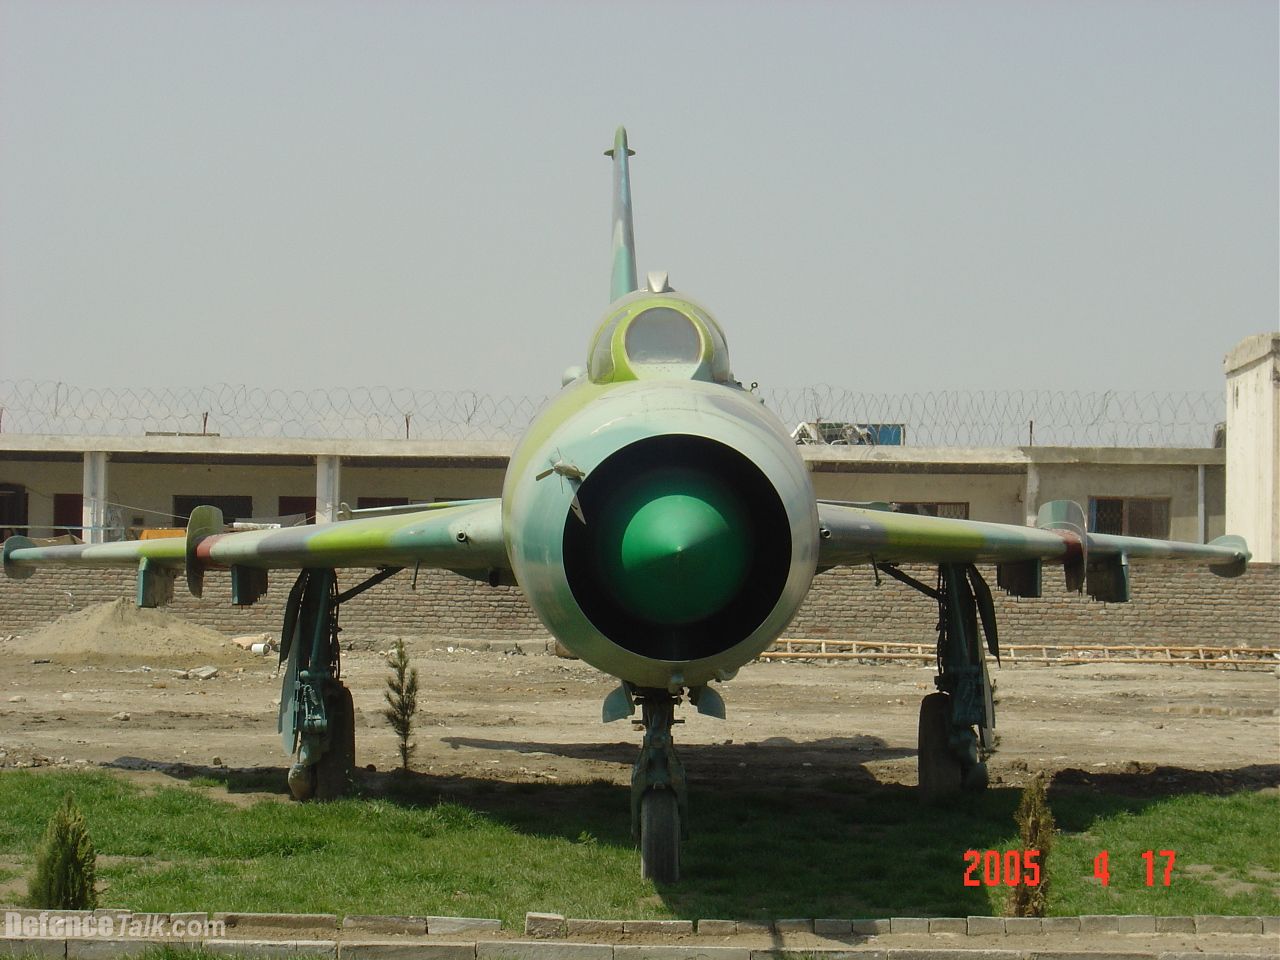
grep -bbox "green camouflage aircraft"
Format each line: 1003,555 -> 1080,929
2,127 -> 1251,883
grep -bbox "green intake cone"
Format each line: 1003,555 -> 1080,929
596,466 -> 751,625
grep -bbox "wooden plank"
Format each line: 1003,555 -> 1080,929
775,638 -> 1277,657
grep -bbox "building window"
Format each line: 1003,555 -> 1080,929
0,483 -> 28,540
172,495 -> 253,526
277,496 -> 316,524
53,493 -> 82,534
896,502 -> 970,520
1088,497 -> 1170,539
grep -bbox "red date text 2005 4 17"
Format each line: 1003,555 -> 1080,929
963,849 -> 1176,887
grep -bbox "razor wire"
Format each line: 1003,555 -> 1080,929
765,385 -> 1225,448
0,381 -> 548,442
0,380 -> 1225,447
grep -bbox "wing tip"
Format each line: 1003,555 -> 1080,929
2,535 -> 36,580
1208,534 -> 1250,578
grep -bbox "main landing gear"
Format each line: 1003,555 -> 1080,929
278,569 -> 352,801
879,561 -> 999,801
279,566 -> 399,801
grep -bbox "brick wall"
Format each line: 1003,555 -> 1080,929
789,562 -> 1278,648
0,568 -> 547,641
0,562 -> 1275,648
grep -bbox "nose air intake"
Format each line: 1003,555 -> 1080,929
563,435 -> 792,662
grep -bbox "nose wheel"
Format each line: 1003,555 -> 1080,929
640,789 -> 680,883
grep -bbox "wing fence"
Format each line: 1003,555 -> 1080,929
0,380 -> 1225,448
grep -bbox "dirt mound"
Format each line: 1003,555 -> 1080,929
1,599 -> 252,665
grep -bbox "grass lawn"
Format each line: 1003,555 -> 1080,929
0,768 -> 1274,925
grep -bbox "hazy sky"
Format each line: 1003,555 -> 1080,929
1,0 -> 1275,398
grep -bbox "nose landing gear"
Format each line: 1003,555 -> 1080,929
630,690 -> 687,884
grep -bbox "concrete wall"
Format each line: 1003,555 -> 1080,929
809,470 -> 1025,523
1225,333 -> 1279,562
0,456 -> 510,536
3,447 -> 1229,539
107,461 -> 317,526
340,463 -> 505,504
0,458 -> 80,532
1,561 -> 1274,648
1033,461 -> 1215,542
106,461 -> 507,525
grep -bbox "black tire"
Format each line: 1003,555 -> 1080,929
963,760 -> 990,792
315,684 -> 356,801
640,790 -> 681,884
918,692 -> 962,802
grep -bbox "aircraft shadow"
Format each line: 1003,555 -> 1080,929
109,753 -> 1279,922
438,733 -> 917,769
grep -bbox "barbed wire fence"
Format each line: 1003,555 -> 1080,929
766,386 -> 1225,447
0,379 -> 1225,447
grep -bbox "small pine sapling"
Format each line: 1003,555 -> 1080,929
383,639 -> 419,772
28,793 -> 97,909
1008,772 -> 1054,917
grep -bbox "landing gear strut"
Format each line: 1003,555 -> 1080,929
279,568 -> 358,801
631,689 -> 687,883
880,561 -> 998,800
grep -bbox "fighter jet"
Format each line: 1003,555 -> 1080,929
2,127 -> 1251,883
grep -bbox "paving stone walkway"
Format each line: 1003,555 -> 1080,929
2,910 -> 1277,960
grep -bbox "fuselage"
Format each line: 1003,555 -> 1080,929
501,291 -> 819,690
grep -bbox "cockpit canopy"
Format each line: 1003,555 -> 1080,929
588,293 -> 733,385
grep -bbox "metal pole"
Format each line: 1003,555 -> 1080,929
1197,463 -> 1206,543
315,455 -> 342,524
81,451 -> 108,544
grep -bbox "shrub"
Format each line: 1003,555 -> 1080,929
383,639 -> 419,772
1008,773 -> 1054,917
28,793 -> 97,909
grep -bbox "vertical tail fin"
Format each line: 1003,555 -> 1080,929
604,126 -> 638,302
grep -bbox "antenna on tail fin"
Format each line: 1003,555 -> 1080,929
604,126 -> 638,302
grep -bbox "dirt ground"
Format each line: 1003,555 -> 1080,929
0,603 -> 1276,795
1,604 -> 1276,952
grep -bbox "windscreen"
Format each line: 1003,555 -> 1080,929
625,308 -> 702,364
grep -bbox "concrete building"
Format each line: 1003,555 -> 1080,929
1224,333 -> 1280,563
0,434 -> 1226,546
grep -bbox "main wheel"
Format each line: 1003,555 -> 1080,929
963,760 -> 990,792
315,684 -> 356,801
918,692 -> 962,802
287,762 -> 315,801
639,789 -> 680,883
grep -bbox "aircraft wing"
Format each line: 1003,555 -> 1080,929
3,498 -> 507,598
816,499 -> 1249,600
